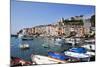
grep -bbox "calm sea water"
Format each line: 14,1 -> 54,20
11,37 -> 71,61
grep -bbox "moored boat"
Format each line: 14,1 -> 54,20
18,34 -> 24,38
18,34 -> 33,40
22,38 -> 33,40
64,51 -> 91,62
54,38 -> 65,46
19,44 -> 30,49
63,47 -> 94,62
42,43 -> 50,48
81,44 -> 95,51
55,37 -> 65,43
11,34 -> 18,37
31,54 -> 67,65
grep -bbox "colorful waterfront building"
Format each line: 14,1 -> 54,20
17,15 -> 92,38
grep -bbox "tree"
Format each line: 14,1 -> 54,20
80,15 -> 84,17
71,17 -> 75,21
90,15 -> 95,27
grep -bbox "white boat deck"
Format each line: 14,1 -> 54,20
85,51 -> 95,56
31,55 -> 66,64
64,51 -> 91,58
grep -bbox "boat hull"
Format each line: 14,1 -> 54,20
31,55 -> 66,65
19,44 -> 30,49
64,51 -> 91,62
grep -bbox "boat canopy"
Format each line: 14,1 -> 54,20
48,51 -> 69,60
69,47 -> 87,53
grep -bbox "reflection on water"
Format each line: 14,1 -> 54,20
11,37 -> 70,61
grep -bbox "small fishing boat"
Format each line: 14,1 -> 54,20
42,43 -> 50,48
48,51 -> 69,61
31,54 -> 66,65
18,34 -> 33,40
64,46 -> 93,62
64,51 -> 91,62
84,39 -> 95,43
18,34 -> 24,38
81,44 -> 95,51
55,38 -> 62,42
22,38 -> 33,40
54,38 -> 65,46
11,34 -> 18,38
22,36 -> 33,40
63,47 -> 93,62
55,38 -> 65,43
19,44 -> 30,49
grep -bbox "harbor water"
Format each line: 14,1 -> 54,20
11,37 -> 72,62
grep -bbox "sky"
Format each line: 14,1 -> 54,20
11,0 -> 95,34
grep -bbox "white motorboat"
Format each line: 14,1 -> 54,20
81,44 -> 95,51
55,38 -> 62,42
65,38 -> 81,45
18,34 -> 24,38
54,38 -> 65,46
31,55 -> 66,65
19,44 -> 30,49
84,39 -> 95,43
82,39 -> 95,51
42,43 -> 50,48
64,51 -> 91,58
18,33 -> 33,40
64,51 -> 91,62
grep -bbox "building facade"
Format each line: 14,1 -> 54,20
18,16 -> 92,37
